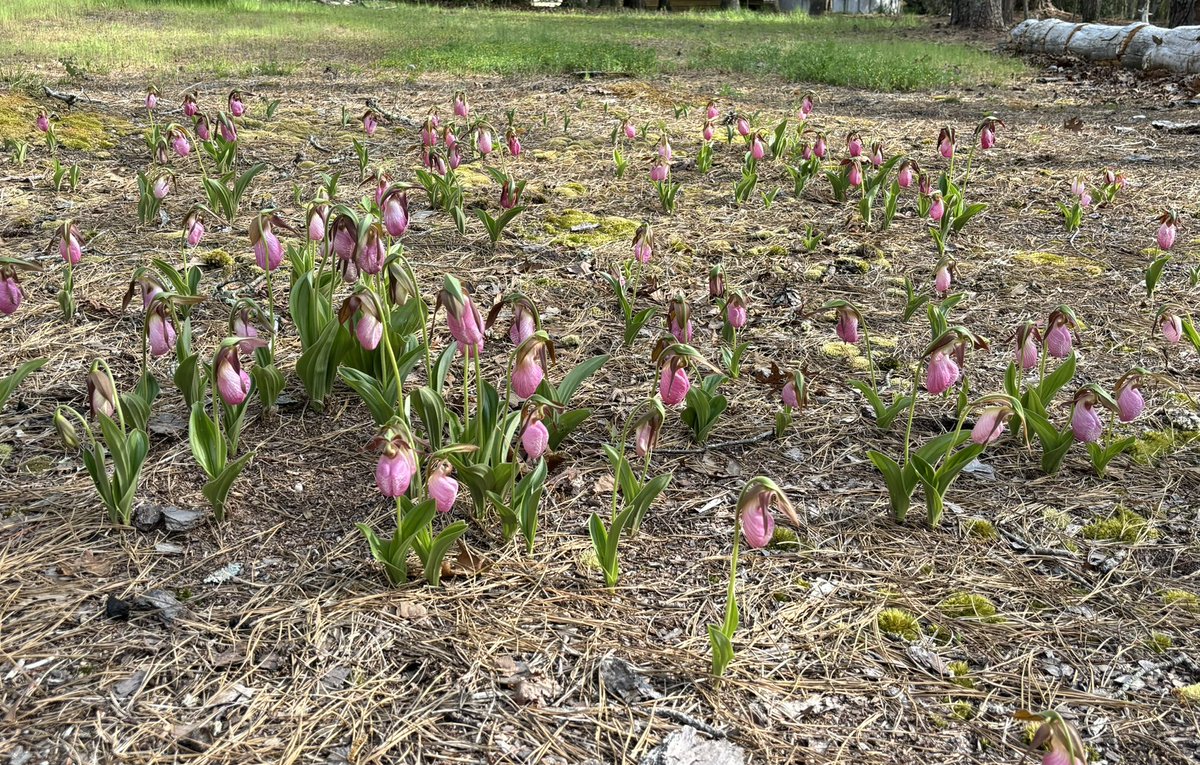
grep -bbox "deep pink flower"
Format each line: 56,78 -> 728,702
512,355 -> 545,400
814,135 -> 827,158
382,190 -> 409,237
232,310 -> 259,354
448,145 -> 463,170
182,94 -> 198,118
172,133 -> 191,157
356,310 -> 383,351
1117,383 -> 1144,423
750,134 -> 766,160
376,443 -> 417,498
937,126 -> 955,159
307,205 -> 328,242
452,92 -> 469,119
1071,397 -> 1103,443
650,159 -> 669,182
195,114 -> 211,141
59,226 -> 82,265
980,126 -> 995,150
152,176 -> 170,200
847,161 -> 862,187
509,302 -> 536,345
702,121 -> 715,142
36,112 -> 50,133
726,298 -> 747,330
835,309 -> 859,344
421,119 -> 438,147
506,130 -> 521,158
145,90 -> 158,111
706,101 -> 719,120
254,226 -> 283,272
736,116 -> 750,137
633,223 -> 653,264
218,116 -> 237,143
847,134 -> 863,158
476,128 -> 493,156
228,91 -> 245,117
800,94 -> 813,118
623,121 -> 636,140
934,264 -> 952,295
0,272 -> 22,316
971,407 -> 1008,445
522,419 -> 549,459
440,278 -> 485,356
930,195 -> 945,222
1045,323 -> 1072,358
741,499 -> 775,549
782,379 -> 801,409
898,162 -> 914,189
215,347 -> 251,406
659,364 -> 690,406
1016,334 -> 1039,371
870,143 -> 883,168
658,136 -> 672,160
1161,314 -> 1183,345
926,350 -> 960,394
148,307 -> 177,357
363,112 -> 377,137
1157,221 -> 1176,251
427,463 -> 458,513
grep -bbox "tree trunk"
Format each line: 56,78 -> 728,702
1002,0 -> 1015,24
1010,18 -> 1200,72
721,0 -> 742,8
1169,0 -> 1196,25
809,0 -> 826,13
952,0 -> 1005,28
1081,0 -> 1101,20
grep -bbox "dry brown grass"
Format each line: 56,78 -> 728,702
2,61 -> 1200,764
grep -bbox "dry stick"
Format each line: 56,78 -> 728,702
42,85 -> 102,107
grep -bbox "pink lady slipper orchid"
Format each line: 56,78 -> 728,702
750,132 -> 766,161
1019,711 -> 1087,765
1014,321 -> 1041,371
452,91 -> 469,119
1115,371 -> 1147,423
386,259 -> 419,307
374,429 -> 419,498
1070,386 -> 1116,443
800,142 -> 813,161
633,397 -> 666,459
923,329 -> 985,395
667,295 -> 693,344
87,361 -> 119,420
184,208 -> 205,247
427,461 -> 459,513
122,272 -> 164,311
725,290 -> 748,331
813,133 -> 827,158
443,125 -> 457,149
623,120 -> 636,140
217,112 -> 238,142
231,306 -> 260,354
194,113 -> 211,141
845,158 -> 863,188
147,301 -> 177,357
736,115 -> 751,137
448,145 -> 463,170
633,222 -> 654,264
56,222 -> 83,265
918,171 -> 933,197
476,126 -> 494,156
437,275 -> 486,357
976,116 -> 1003,150
649,157 -> 669,183
1158,309 -> 1184,345
499,177 -> 525,210
929,192 -> 945,222
145,87 -> 158,111
702,120 -> 715,142
36,111 -> 50,133
338,290 -> 385,351
926,348 -> 959,395
215,344 -> 252,406
420,118 -> 438,147
937,126 -> 956,159
170,128 -> 191,157
506,128 -> 522,158
521,406 -> 550,459
897,159 -> 918,189
0,266 -> 25,316
249,212 -> 287,272
657,135 -> 673,161
934,258 -> 954,295
154,140 -> 170,166
362,109 -> 378,137
512,332 -> 554,400
705,100 -> 719,120
1044,306 -> 1079,359
182,92 -> 198,118
708,264 -> 725,299
846,131 -> 863,158
800,93 -> 814,119
381,187 -> 409,237
870,142 -> 884,168
307,202 -> 329,242
834,305 -> 860,344
971,401 -> 1016,445
737,477 -> 798,550
508,298 -> 539,345
1068,175 -> 1086,199
658,355 -> 692,407
152,174 -> 172,200
367,169 -> 390,206
228,90 -> 246,118
1156,210 -> 1180,251
782,369 -> 807,410
355,223 -> 387,276
329,212 -> 359,281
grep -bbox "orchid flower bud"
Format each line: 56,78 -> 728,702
1070,390 -> 1104,443
228,90 -> 246,118
152,174 -> 171,200
154,140 -> 170,166
736,116 -> 750,137
708,264 -> 725,299
971,406 -> 1011,445
1115,375 -> 1145,423
0,268 -> 23,316
937,126 -> 955,159
194,113 -> 211,141
667,295 -> 693,344
381,188 -> 409,237
870,142 -> 884,168
1044,306 -> 1078,358
427,461 -> 459,513
506,128 -> 521,158
934,259 -> 953,295
217,112 -> 238,142
182,92 -> 198,118
846,159 -> 863,188
929,192 -> 945,222
420,118 -> 438,147
452,91 -> 469,119
633,223 -> 653,264
147,302 -> 177,357
750,133 -> 766,161
170,129 -> 191,157
918,171 -> 932,196
813,133 -> 827,158
800,142 -> 813,161
782,370 -> 806,410
437,275 -> 485,356
1156,210 -> 1180,251
508,299 -> 537,345
57,222 -> 82,265
897,159 -> 916,189
1069,176 -> 1086,198
737,477 -> 798,550
442,125 -> 457,149
521,407 -> 549,459
448,145 -> 463,170
215,345 -> 252,406
362,110 -> 378,137
1014,321 -> 1040,371
499,178 -> 523,210
87,361 -> 118,420
623,120 -> 636,140
338,291 -> 384,351
249,212 -> 285,272
231,307 -> 260,354
846,132 -> 863,158
375,434 -> 418,498
800,93 -> 814,118
702,121 -> 715,142
705,100 -> 719,120
476,126 -> 494,156
725,291 -> 748,330
835,306 -> 860,344
145,87 -> 158,111
633,397 -> 666,459
36,111 -> 50,133
649,157 -> 669,183
54,409 -> 80,449
658,357 -> 691,407
386,259 -> 418,307
512,333 -> 553,400
1159,311 -> 1183,345
307,203 -> 329,242
429,149 -> 447,176
657,135 -> 672,161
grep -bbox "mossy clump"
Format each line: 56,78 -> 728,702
939,593 -> 1003,623
1042,507 -> 1070,530
1014,250 -> 1104,277
708,240 -> 733,254
453,167 -> 494,189
541,208 -> 638,249
870,336 -> 898,350
0,443 -> 12,466
804,264 -> 828,281
948,660 -> 974,689
949,701 -> 975,721
967,519 -> 998,540
1082,506 -> 1156,544
821,341 -> 860,359
0,93 -> 129,151
553,181 -> 587,199
1147,633 -> 1174,654
1161,589 -> 1200,613
200,249 -> 235,270
747,244 -> 788,259
1132,429 -> 1200,465
1174,684 -> 1200,704
877,607 -> 921,641
833,255 -> 870,274
768,527 -> 800,550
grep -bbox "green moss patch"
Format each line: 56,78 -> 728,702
539,208 -> 638,249
878,607 -> 921,640
1014,250 -> 1104,277
1082,506 -> 1156,543
939,592 -> 1003,623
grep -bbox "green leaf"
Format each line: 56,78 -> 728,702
296,318 -> 349,405
0,357 -> 46,411
1037,352 -> 1077,405
555,354 -> 609,405
202,451 -> 254,522
708,624 -> 734,677
340,367 -> 396,426
412,386 -> 447,452
547,408 -> 591,451
423,521 -> 468,587
629,472 -> 671,532
188,401 -> 225,479
251,363 -> 285,412
951,202 -> 987,235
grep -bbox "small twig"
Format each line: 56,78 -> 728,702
649,707 -> 729,739
307,135 -> 333,154
42,85 -> 103,107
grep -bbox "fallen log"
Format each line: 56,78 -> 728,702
1009,18 -> 1200,74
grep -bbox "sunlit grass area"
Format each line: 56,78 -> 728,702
0,0 -> 1026,91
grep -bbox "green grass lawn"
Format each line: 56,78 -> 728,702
0,0 -> 1026,91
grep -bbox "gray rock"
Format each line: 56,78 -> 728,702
134,589 -> 186,624
162,506 -> 206,532
133,503 -> 163,532
640,727 -> 745,765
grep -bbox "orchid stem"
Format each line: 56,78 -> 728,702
902,371 -> 919,466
